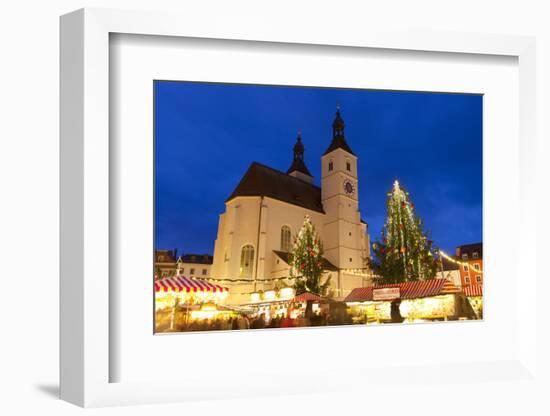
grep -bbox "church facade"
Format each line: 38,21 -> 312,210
211,110 -> 371,303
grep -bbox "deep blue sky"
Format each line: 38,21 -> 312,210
155,81 -> 482,256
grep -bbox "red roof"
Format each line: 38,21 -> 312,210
344,279 -> 459,302
154,276 -> 228,293
463,284 -> 483,297
292,292 -> 325,302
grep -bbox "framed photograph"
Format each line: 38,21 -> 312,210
60,8 -> 538,408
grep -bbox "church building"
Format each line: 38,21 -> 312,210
211,110 -> 371,303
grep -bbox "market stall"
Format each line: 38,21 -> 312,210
154,276 -> 229,331
463,283 -> 483,319
344,279 -> 476,324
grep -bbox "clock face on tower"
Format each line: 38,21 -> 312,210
343,179 -> 355,196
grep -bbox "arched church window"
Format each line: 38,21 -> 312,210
328,160 -> 333,171
280,225 -> 292,252
239,245 -> 255,278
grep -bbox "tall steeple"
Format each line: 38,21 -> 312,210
323,109 -> 355,156
287,131 -> 313,183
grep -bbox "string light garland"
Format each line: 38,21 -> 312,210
439,250 -> 483,274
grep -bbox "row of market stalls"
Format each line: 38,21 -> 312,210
154,274 -> 484,332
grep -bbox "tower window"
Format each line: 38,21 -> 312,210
240,245 -> 255,278
280,225 -> 292,252
346,160 -> 351,171
328,160 -> 333,171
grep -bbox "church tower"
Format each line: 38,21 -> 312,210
321,109 -> 364,270
287,132 -> 314,184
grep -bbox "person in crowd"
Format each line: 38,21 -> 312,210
251,313 -> 266,329
295,312 -> 310,327
280,311 -> 294,328
390,299 -> 404,323
231,316 -> 240,330
237,315 -> 249,330
269,315 -> 280,328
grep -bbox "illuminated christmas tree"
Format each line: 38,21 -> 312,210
370,180 -> 438,284
290,215 -> 331,295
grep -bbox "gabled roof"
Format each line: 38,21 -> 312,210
227,162 -> 324,213
273,250 -> 338,271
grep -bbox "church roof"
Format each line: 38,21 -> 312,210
226,162 -> 324,213
273,250 -> 338,271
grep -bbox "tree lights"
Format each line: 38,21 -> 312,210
370,180 -> 438,284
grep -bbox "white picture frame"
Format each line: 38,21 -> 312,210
60,7 -> 538,408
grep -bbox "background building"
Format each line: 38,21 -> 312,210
154,250 -> 213,279
455,243 -> 483,286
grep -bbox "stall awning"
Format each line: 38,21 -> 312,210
344,279 -> 459,302
154,276 -> 228,293
463,284 -> 483,297
292,292 -> 326,303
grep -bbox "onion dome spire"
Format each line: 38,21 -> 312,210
287,131 -> 312,178
323,107 -> 355,156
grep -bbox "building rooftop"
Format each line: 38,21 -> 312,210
456,243 -> 483,259
178,254 -> 213,265
227,162 -> 324,213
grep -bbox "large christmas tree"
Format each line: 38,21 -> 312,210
290,215 -> 331,296
370,180 -> 438,284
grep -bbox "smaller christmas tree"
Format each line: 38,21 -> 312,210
290,215 -> 331,296
370,180 -> 438,284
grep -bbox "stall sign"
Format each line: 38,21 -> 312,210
373,287 -> 400,301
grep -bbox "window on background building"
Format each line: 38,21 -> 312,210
328,160 -> 333,171
280,225 -> 291,252
240,245 -> 255,278
463,265 -> 469,272
202,269 -> 207,275
461,254 -> 468,260
474,264 -> 480,271
476,275 -> 482,283
473,252 -> 479,259
465,276 -> 471,284
190,268 -> 195,275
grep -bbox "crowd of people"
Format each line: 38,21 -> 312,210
180,308 -> 352,332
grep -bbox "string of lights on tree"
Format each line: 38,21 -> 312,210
369,180 -> 438,284
289,215 -> 331,296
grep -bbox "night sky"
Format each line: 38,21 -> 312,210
155,81 -> 482,256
